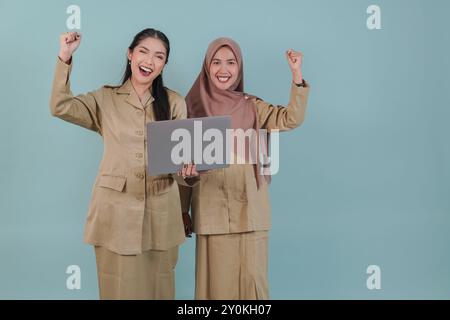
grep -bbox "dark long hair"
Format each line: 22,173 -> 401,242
121,28 -> 170,121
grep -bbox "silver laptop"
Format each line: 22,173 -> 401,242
147,116 -> 231,175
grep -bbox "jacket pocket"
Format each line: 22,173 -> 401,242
149,176 -> 174,196
97,174 -> 127,192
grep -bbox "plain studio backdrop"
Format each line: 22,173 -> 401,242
0,0 -> 449,299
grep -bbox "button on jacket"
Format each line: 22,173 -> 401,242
50,57 -> 193,255
179,83 -> 310,235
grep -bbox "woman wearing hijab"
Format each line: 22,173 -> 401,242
179,37 -> 310,299
50,29 -> 198,300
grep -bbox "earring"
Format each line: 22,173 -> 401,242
128,60 -> 131,65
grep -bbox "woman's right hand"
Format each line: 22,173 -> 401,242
58,31 -> 82,63
177,162 -> 199,179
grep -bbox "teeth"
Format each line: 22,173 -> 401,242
218,76 -> 230,82
140,66 -> 152,72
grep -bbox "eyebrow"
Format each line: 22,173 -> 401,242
212,58 -> 237,62
137,45 -> 166,55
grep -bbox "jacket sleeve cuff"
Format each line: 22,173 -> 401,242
55,56 -> 73,87
290,80 -> 310,98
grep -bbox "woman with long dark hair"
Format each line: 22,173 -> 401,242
50,28 -> 197,299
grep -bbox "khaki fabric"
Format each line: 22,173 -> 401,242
179,83 -> 310,235
195,231 -> 269,300
94,245 -> 178,300
50,57 -> 195,255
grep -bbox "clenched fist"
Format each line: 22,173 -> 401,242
58,31 -> 82,64
285,49 -> 304,85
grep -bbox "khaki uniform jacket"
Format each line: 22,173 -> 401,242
179,83 -> 310,235
50,57 -> 192,255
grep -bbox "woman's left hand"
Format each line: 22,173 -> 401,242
286,49 -> 303,84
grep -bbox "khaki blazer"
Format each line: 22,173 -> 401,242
50,57 -> 193,255
179,82 -> 311,235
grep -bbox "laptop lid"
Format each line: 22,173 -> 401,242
147,115 -> 231,175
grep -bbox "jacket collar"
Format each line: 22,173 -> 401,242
117,79 -> 154,110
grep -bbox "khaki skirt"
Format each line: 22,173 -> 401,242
195,231 -> 269,300
94,245 -> 178,300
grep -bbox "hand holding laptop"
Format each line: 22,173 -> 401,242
177,162 -> 199,179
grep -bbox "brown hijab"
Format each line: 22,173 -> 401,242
185,37 -> 270,189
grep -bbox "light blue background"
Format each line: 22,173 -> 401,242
0,0 -> 449,299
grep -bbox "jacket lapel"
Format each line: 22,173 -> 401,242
117,79 -> 152,110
